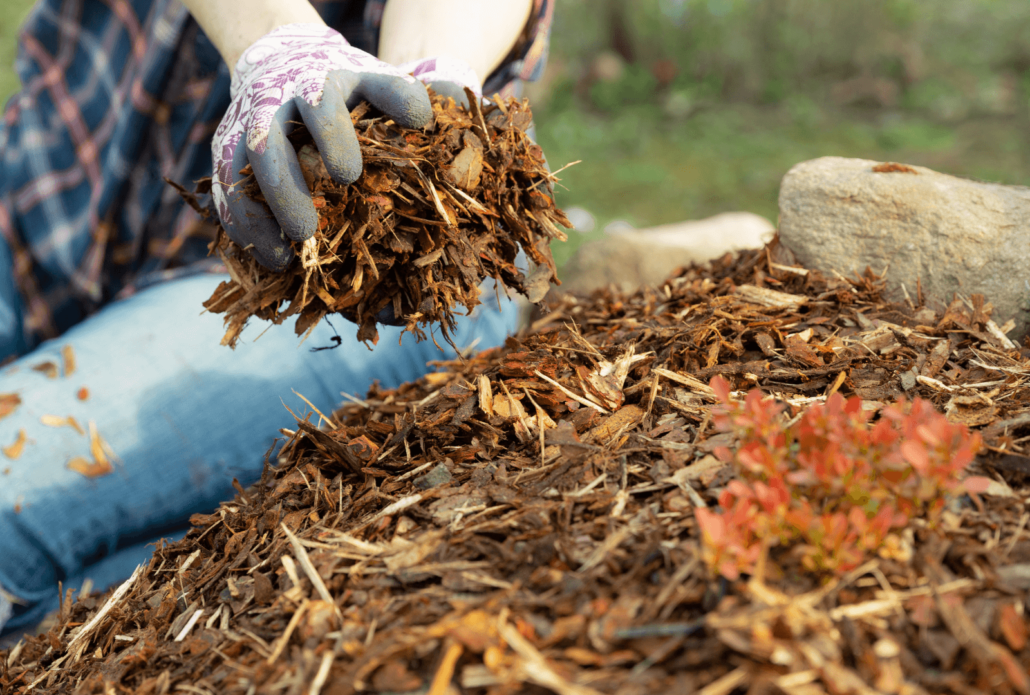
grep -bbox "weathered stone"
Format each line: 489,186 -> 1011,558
414,463 -> 453,490
779,157 -> 1030,338
561,212 -> 774,294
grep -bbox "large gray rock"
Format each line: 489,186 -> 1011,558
561,212 -> 774,294
779,157 -> 1030,338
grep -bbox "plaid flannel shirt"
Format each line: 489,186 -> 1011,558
0,0 -> 553,349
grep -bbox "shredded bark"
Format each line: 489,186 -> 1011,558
7,240 -> 1030,694
202,91 -> 569,348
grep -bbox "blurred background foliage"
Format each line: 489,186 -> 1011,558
530,0 -> 1030,263
0,0 -> 33,105
0,0 -> 1028,265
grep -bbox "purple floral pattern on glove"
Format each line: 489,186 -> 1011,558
211,23 -> 418,228
398,56 -> 483,98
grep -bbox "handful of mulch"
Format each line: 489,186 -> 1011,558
202,90 -> 571,347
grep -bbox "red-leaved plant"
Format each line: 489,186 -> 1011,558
695,376 -> 990,580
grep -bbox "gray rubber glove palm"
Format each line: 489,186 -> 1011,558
211,23 -> 434,271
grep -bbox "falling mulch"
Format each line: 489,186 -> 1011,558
8,239 -> 1030,694
201,91 -> 569,348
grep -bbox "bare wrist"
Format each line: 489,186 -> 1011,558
379,0 -> 532,78
182,0 -> 326,75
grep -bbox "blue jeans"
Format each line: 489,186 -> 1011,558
0,265 -> 517,632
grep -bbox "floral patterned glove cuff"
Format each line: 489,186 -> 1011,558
398,56 -> 483,100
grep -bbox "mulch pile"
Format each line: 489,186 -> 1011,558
7,240 -> 1030,694
202,91 -> 569,348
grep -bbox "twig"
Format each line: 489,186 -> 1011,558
267,600 -> 309,664
499,619 -> 603,695
174,609 -> 204,642
533,370 -> 609,414
67,564 -> 144,661
281,525 -> 337,608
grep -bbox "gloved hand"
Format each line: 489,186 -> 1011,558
211,23 -> 435,272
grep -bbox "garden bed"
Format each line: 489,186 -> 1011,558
5,241 -> 1030,694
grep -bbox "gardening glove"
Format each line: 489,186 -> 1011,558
211,23 -> 434,272
397,56 -> 483,108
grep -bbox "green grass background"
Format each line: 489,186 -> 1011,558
0,0 -> 32,104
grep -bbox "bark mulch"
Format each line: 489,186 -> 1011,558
6,240 -> 1030,695
200,91 -> 569,348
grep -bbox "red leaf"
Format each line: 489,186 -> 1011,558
962,475 -> 992,494
710,375 -> 731,403
999,602 -> 1028,652
900,439 -> 930,471
694,508 -> 724,545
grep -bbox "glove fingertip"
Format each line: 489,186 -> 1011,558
321,150 -> 362,186
297,82 -> 363,186
427,81 -> 470,109
361,75 -> 434,129
395,96 -> 435,130
245,232 -> 294,273
222,200 -> 296,273
256,245 -> 294,273
273,194 -> 319,243
247,118 -> 321,243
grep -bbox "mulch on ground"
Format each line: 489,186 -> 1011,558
5,240 -> 1030,695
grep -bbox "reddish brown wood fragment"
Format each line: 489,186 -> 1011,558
0,392 -> 20,421
67,455 -> 112,478
872,162 -> 918,174
62,344 -> 76,377
2,428 -> 27,459
31,360 -> 58,378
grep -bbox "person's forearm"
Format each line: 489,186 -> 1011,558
180,0 -> 325,74
181,0 -> 533,80
378,0 -> 533,82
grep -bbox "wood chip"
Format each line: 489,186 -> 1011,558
0,393 -> 21,421
40,414 -> 85,435
2,429 -> 28,460
61,344 -> 76,377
